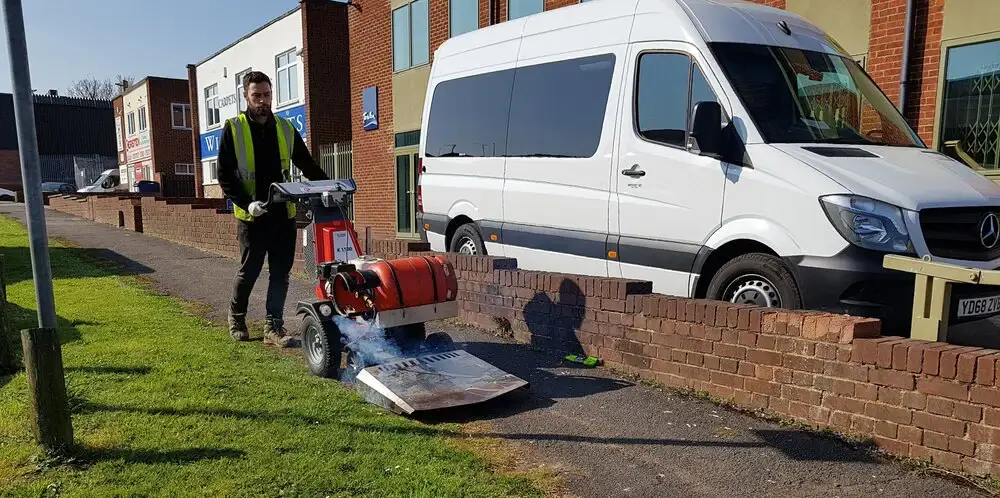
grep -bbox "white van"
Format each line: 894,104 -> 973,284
417,0 -> 1000,331
77,169 -> 124,193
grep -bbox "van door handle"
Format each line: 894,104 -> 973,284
621,165 -> 646,177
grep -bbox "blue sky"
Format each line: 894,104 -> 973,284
0,0 -> 302,94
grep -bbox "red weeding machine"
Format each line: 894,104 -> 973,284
262,179 -> 527,415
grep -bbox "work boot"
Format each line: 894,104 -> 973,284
228,313 -> 249,342
263,318 -> 299,348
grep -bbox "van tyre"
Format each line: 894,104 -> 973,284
706,253 -> 802,310
450,223 -> 486,255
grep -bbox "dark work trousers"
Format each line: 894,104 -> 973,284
230,214 -> 297,322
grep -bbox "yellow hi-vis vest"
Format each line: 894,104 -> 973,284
228,112 -> 297,222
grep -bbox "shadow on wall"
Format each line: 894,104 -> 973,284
523,278 -> 587,355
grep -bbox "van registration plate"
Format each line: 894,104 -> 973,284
957,295 -> 1000,318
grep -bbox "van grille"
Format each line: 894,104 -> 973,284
919,206 -> 1000,261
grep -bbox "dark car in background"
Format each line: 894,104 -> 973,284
41,182 -> 76,194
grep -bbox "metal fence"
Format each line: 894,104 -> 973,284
36,154 -> 117,189
317,141 -> 354,219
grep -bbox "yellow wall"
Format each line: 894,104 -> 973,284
392,66 -> 431,134
786,0 -> 871,60
943,0 -> 1000,44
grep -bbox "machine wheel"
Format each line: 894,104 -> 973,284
388,323 -> 426,354
705,253 -> 802,310
423,332 -> 455,353
450,223 -> 486,255
300,314 -> 344,379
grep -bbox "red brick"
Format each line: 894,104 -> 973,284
870,368 -> 915,390
912,411 -> 967,437
978,354 -> 1000,385
865,401 -> 913,425
916,377 -> 970,402
940,347 -> 983,379
958,349 -> 999,383
970,385 -> 1000,408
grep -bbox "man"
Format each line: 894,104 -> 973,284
217,71 -> 329,347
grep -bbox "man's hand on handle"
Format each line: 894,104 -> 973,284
249,201 -> 268,217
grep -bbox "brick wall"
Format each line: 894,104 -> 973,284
92,195 -> 144,231
748,0 -> 787,8
0,149 -> 19,185
48,195 -> 92,219
349,0 -> 396,239
902,0 -> 944,144
301,0 -> 352,156
147,77 -> 195,197
139,196 -> 239,258
186,64 -> 204,198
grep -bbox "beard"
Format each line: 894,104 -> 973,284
246,104 -> 272,121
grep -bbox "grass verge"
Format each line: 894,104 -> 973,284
0,217 -> 544,497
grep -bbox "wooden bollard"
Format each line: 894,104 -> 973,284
20,328 -> 74,454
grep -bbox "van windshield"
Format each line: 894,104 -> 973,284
708,42 -> 924,148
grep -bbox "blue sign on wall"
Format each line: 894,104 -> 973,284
200,104 -> 308,159
362,86 -> 378,131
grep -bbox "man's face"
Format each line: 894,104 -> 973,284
245,81 -> 272,114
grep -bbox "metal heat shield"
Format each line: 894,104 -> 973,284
354,350 -> 528,415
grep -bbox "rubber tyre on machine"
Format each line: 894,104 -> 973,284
449,223 -> 486,255
300,314 -> 344,379
705,253 -> 802,310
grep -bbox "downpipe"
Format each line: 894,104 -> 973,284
898,0 -> 915,113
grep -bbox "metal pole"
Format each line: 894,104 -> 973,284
2,0 -> 57,330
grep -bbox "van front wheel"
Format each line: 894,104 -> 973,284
705,253 -> 802,310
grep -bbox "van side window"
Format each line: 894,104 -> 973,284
423,53 -> 616,159
635,52 -> 719,149
424,69 -> 515,158
505,53 -> 616,158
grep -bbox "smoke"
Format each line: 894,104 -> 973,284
332,316 -> 404,380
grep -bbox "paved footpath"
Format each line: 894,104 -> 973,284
1,203 -> 989,498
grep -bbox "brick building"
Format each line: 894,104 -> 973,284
0,92 -> 116,193
117,76 -> 196,197
187,0 -> 351,199
346,0 -> 1000,240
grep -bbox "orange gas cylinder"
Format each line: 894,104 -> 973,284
359,255 -> 458,312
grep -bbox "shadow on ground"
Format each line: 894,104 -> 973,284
76,446 -> 245,466
0,245 -> 155,389
0,301 -> 90,390
0,246 -> 154,287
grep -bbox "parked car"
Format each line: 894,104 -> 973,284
0,187 -> 14,201
41,182 -> 77,194
417,0 -> 1000,333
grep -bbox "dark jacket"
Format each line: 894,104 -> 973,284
217,112 -> 329,221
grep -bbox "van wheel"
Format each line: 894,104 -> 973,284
705,253 -> 802,309
450,223 -> 486,255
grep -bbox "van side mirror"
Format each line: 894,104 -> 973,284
690,101 -> 724,158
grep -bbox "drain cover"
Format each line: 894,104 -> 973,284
354,349 -> 528,415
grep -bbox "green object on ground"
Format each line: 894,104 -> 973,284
564,354 -> 601,367
0,218 -> 543,497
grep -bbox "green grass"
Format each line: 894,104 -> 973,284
0,217 -> 545,498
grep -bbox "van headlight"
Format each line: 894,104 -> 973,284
820,194 -> 912,253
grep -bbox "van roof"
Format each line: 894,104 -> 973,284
433,0 -> 847,64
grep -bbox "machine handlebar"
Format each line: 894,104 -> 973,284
261,179 -> 357,210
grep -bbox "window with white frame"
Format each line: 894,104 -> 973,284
126,111 -> 136,136
202,159 -> 219,184
204,84 -> 220,127
175,163 -> 195,176
235,68 -> 251,113
138,106 -> 147,132
392,0 -> 429,72
275,50 -> 299,106
171,103 -> 191,129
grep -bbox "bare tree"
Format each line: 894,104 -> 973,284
65,74 -> 136,100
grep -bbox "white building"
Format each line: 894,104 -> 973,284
193,6 -> 307,198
